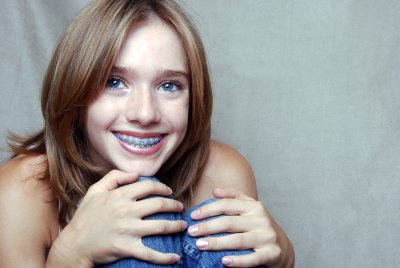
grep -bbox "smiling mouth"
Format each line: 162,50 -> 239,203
114,133 -> 163,149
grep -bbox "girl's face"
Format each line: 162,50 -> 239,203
86,17 -> 189,176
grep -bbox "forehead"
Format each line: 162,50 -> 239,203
114,17 -> 188,72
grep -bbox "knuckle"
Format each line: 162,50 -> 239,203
114,204 -> 129,218
265,230 -> 278,243
225,217 -> 234,230
142,250 -> 156,261
108,169 -> 120,177
175,200 -> 182,210
115,223 -> 128,235
232,235 -> 245,249
198,222 -> 207,233
145,180 -> 158,191
259,215 -> 271,226
264,245 -> 282,263
156,198 -> 168,210
154,222 -> 168,233
109,189 -> 122,200
270,232 -> 278,244
109,240 -> 124,254
272,245 -> 282,260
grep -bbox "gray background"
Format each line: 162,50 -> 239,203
1,1 -> 399,267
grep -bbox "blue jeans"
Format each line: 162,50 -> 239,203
98,177 -> 266,268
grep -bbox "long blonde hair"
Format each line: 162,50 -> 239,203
9,0 -> 212,227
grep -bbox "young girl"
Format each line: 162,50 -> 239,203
0,0 -> 294,267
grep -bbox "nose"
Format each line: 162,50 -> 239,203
124,89 -> 161,126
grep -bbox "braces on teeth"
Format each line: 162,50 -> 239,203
115,133 -> 162,148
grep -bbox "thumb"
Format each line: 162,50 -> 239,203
88,170 -> 139,193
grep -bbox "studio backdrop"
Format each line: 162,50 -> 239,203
1,1 -> 400,267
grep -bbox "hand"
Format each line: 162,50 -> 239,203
51,170 -> 186,267
187,188 -> 287,267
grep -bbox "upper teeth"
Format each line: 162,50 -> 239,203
115,133 -> 162,146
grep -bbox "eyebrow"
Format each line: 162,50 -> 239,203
111,66 -> 189,80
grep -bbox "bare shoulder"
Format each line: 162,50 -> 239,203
0,154 -> 58,266
0,154 -> 52,200
191,140 -> 258,206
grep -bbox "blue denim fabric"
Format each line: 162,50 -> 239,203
181,198 -> 265,268
98,177 -> 182,268
97,177 -> 266,268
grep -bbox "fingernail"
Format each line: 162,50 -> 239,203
182,221 -> 188,229
222,257 -> 233,266
188,225 -> 198,235
196,239 -> 208,249
172,254 -> 181,262
191,209 -> 200,218
178,202 -> 184,210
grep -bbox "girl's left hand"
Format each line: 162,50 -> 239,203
188,187 -> 292,268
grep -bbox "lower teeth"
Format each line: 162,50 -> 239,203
129,143 -> 153,149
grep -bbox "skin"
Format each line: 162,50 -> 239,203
187,142 -> 294,268
0,18 -> 294,268
86,17 -> 190,177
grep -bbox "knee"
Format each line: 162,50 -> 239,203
136,177 -> 180,221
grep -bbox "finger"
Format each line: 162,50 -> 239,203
221,247 -> 282,267
134,219 -> 187,236
195,231 -> 277,252
213,187 -> 254,201
188,215 -> 251,237
194,232 -> 258,251
191,199 -> 255,220
88,170 -> 139,193
135,197 -> 184,217
196,216 -> 271,237
129,244 -> 181,265
118,180 -> 173,200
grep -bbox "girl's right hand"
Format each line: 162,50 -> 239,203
50,170 -> 186,267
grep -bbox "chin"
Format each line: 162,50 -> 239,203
116,161 -> 161,177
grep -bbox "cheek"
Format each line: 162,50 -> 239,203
174,98 -> 189,133
87,98 -> 121,130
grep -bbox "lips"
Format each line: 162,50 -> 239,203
114,133 -> 163,149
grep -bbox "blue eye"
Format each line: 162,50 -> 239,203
106,77 -> 126,90
160,81 -> 179,92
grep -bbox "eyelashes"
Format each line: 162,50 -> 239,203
106,77 -> 127,91
159,81 -> 182,92
105,76 -> 183,93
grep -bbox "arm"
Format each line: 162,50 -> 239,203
0,155 -> 58,268
190,141 -> 295,267
46,170 -> 186,267
0,156 -> 186,267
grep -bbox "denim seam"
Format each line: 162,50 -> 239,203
183,240 -> 210,268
